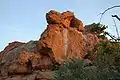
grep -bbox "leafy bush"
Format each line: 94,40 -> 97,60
53,58 -> 97,80
85,23 -> 108,39
94,41 -> 120,69
53,41 -> 120,80
93,41 -> 120,80
85,23 -> 107,34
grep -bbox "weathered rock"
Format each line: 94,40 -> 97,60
83,59 -> 92,66
84,33 -> 99,52
46,10 -> 62,24
0,10 -> 101,79
0,41 -> 52,77
0,71 -> 53,80
37,24 -> 66,63
37,24 -> 98,64
5,76 -> 22,80
46,10 -> 74,28
61,11 -> 74,28
1,41 -> 25,54
62,11 -> 74,19
66,28 -> 86,59
37,10 -> 99,64
70,17 -> 84,32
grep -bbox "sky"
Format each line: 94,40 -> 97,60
0,0 -> 120,51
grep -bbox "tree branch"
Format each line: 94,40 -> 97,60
99,5 -> 120,22
112,15 -> 120,21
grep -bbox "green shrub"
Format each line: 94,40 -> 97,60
53,41 -> 120,80
94,41 -> 120,69
53,58 -> 97,80
85,23 -> 107,34
93,41 -> 120,80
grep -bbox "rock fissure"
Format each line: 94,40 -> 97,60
63,28 -> 68,57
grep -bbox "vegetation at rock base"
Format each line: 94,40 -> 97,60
86,23 -> 107,34
85,23 -> 108,39
94,41 -> 120,80
53,40 -> 120,80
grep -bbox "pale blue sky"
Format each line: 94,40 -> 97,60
0,0 -> 120,51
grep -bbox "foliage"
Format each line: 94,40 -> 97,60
53,41 -> 120,80
94,41 -> 120,80
85,23 -> 108,39
85,23 -> 107,34
53,58 -> 97,80
93,41 -> 120,80
94,41 -> 120,68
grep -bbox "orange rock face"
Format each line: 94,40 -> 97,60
0,10 -> 100,79
70,17 -> 84,32
46,10 -> 62,24
37,10 -> 99,64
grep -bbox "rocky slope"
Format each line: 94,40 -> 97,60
0,10 -> 100,80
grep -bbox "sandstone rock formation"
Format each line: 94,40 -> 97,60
0,10 -> 100,80
38,10 -> 98,64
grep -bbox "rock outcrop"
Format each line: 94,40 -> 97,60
0,10 -> 100,80
37,10 -> 98,64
